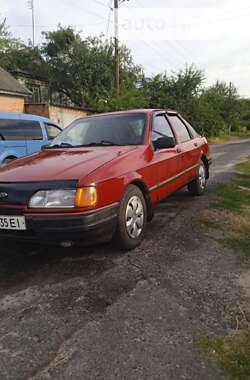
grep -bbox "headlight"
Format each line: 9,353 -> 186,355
29,189 -> 76,208
29,187 -> 97,209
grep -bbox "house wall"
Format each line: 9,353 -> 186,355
25,103 -> 93,128
24,104 -> 49,118
48,105 -> 91,128
0,94 -> 24,113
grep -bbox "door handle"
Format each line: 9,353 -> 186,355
176,147 -> 182,153
194,142 -> 198,147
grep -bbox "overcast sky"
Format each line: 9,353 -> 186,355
1,0 -> 250,97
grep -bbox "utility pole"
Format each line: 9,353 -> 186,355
114,0 -> 129,94
114,0 -> 119,94
28,0 -> 35,47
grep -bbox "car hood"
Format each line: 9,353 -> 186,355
0,146 -> 137,183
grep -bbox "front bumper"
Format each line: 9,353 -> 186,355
0,203 -> 119,245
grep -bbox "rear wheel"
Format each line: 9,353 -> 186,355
113,185 -> 147,251
3,156 -> 17,164
188,161 -> 207,196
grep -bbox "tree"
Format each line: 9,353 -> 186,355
0,17 -> 22,52
144,65 -> 204,111
41,27 -> 143,109
202,81 -> 241,133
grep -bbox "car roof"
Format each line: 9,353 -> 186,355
0,112 -> 59,125
75,109 -> 178,119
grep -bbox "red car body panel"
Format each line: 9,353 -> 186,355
0,109 -> 211,245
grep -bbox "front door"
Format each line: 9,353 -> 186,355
146,113 -> 181,201
25,121 -> 45,155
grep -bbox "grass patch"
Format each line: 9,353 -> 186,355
202,156 -> 250,259
208,132 -> 250,144
198,157 -> 250,380
213,184 -> 250,212
236,159 -> 250,175
224,239 -> 250,258
197,330 -> 250,380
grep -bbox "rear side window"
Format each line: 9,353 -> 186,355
0,119 -> 43,141
168,116 -> 191,143
45,123 -> 61,140
181,117 -> 200,138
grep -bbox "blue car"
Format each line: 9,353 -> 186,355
0,113 -> 62,164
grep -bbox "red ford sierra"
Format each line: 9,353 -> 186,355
0,110 -> 211,250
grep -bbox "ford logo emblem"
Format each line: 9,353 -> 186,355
0,192 -> 8,199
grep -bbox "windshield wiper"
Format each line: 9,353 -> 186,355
47,142 -> 73,149
79,140 -> 125,147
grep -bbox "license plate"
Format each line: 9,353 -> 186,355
0,216 -> 27,230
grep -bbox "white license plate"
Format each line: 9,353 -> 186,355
0,216 -> 27,230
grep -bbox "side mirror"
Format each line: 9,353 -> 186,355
153,136 -> 176,150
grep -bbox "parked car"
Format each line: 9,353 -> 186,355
0,109 -> 211,250
0,113 -> 62,164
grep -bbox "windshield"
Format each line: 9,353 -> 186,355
50,113 -> 147,148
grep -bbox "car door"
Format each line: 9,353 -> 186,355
25,121 -> 45,155
167,114 -> 200,186
148,112 -> 181,201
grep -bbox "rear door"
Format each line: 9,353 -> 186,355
167,114 -> 200,185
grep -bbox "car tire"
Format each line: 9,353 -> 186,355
113,185 -> 147,251
3,156 -> 16,164
188,161 -> 207,196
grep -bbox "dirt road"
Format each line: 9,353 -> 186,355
0,139 -> 249,380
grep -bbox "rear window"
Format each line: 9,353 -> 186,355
0,119 -> 43,141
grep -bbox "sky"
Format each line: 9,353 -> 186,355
1,0 -> 250,97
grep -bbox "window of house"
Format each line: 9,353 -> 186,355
168,116 -> 191,143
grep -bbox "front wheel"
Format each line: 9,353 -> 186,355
113,185 -> 147,251
188,161 -> 207,196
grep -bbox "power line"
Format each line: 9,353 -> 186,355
12,21 -> 107,28
61,0 -> 110,22
92,0 -> 109,7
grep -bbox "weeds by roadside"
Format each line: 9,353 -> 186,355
197,328 -> 250,380
198,157 -> 250,380
208,132 -> 250,144
203,157 -> 250,259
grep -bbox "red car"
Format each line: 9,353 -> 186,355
0,110 -> 211,250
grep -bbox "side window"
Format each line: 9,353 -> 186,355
168,116 -> 191,143
45,123 -> 61,140
181,117 -> 200,138
21,121 -> 43,140
0,120 -> 43,141
152,114 -> 175,143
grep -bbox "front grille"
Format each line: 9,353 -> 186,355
0,208 -> 24,216
0,180 -> 78,205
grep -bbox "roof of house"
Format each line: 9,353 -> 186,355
0,67 -> 31,97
